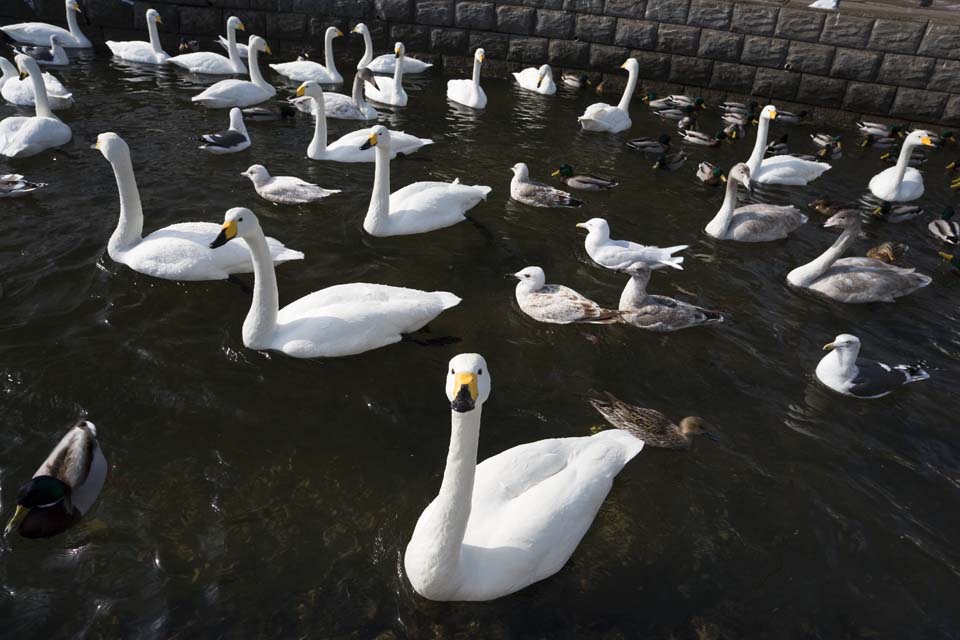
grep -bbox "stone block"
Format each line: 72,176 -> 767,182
508,35 -> 548,61
267,12 -> 306,39
87,0 -> 133,28
740,35 -> 787,68
455,1 -> 495,30
134,2 -> 178,33
686,0 -> 731,30
535,9 -> 574,39
615,18 -> 657,50
631,49 -> 671,80
829,48 -> 880,82
250,0 -> 278,9
795,74 -> 846,107
497,5 -> 535,34
731,2 -> 777,36
867,19 -> 925,54
669,54 -> 712,85
523,0 -> 563,8
656,23 -> 700,56
469,31 -> 508,57
929,60 -> 960,94
180,7 -> 223,34
564,0 -> 604,12
431,27 -> 467,53
941,95 -> 960,126
698,29 -> 741,61
549,38 -> 590,65
775,8 -> 823,43
843,82 -> 896,114
589,43 -> 630,70
819,14 -> 873,49
576,14 -> 617,43
752,67 -> 800,100
876,54 -> 934,90
710,61 -> 755,92
605,0 -> 646,19
390,23 -> 429,49
279,0 -> 320,12
235,10 -> 267,36
784,41 -> 834,75
890,87 -> 948,121
417,0 -> 454,26
918,23 -> 960,60
334,0 -> 370,18
218,0 -> 252,8
645,0 -> 689,25
375,0 -> 411,20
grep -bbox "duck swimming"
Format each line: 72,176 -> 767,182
589,392 -> 717,449
551,164 -> 618,191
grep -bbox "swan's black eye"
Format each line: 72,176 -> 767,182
239,217 -> 244,222
450,368 -> 455,374
478,369 -> 483,375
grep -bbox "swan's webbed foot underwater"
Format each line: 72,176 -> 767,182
401,334 -> 461,347
227,274 -> 252,295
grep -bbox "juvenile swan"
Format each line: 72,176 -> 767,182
704,163 -> 807,241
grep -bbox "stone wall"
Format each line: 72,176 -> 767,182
4,0 -> 960,125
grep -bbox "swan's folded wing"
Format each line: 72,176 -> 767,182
278,283 -> 451,320
475,442 -> 569,502
389,180 -> 488,212
757,155 -> 830,184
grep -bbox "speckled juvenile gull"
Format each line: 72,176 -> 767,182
512,266 -> 619,325
577,217 -> 686,270
510,163 -> 581,208
816,334 -> 929,399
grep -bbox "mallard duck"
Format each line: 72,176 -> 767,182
653,151 -> 687,171
4,420 -> 107,539
857,121 -> 904,139
679,130 -> 726,146
939,251 -> 960,270
776,109 -> 807,124
627,134 -> 670,154
860,135 -> 901,149
722,111 -> 751,126
642,92 -> 673,110
764,133 -> 789,157
929,207 -> 959,244
589,391 -> 717,449
551,164 -> 618,191
953,177 -> 960,191
677,114 -> 698,132
935,130 -> 956,145
511,163 -> 582,207
561,72 -> 588,89
872,202 -> 924,223
808,197 -> 842,216
667,95 -> 705,110
811,133 -> 841,148
816,143 -> 842,160
721,100 -> 757,116
241,105 -> 296,121
697,161 -> 724,186
654,104 -> 695,121
723,122 -> 746,140
947,159 -> 960,171
0,173 -> 47,197
866,241 -> 908,263
880,149 -> 927,167
178,38 -> 200,54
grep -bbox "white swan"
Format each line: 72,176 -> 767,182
353,22 -> 433,74
513,64 -> 556,95
1,0 -> 90,48
578,58 -> 638,133
169,16 -> 246,75
297,81 -> 432,162
192,36 -> 275,109
0,56 -> 71,158
447,48 -> 486,109
704,163 -> 808,241
0,57 -> 73,110
868,130 -> 935,202
106,9 -> 169,65
787,209 -> 931,303
269,26 -> 343,83
361,125 -> 491,236
95,133 -> 302,281
364,42 -> 409,107
405,353 -> 643,602
292,68 -> 379,120
210,207 -> 461,357
744,105 -> 830,187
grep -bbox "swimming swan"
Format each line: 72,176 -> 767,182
577,58 -> 638,133
297,81 -> 432,162
0,56 -> 73,110
704,163 -> 808,241
364,42 -> 409,107
96,132 -> 302,281
106,9 -> 169,65
361,126 -> 491,236
404,353 -> 643,601
291,68 -> 379,120
191,35 -> 275,108
1,0 -> 90,48
447,48 -> 486,109
743,105 -> 830,187
0,55 -> 72,158
868,130 -> 936,202
210,208 -> 461,357
513,64 -> 556,95
269,26 -> 343,83
169,16 -> 246,75
353,22 -> 432,74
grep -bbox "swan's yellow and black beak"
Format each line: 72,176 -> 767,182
156,16 -> 163,25
920,135 -> 934,147
769,110 -> 778,120
537,74 -> 544,88
210,220 -> 238,249
237,21 -> 245,31
335,28 -> 343,36
822,341 -> 836,351
264,44 -> 272,55
450,372 -> 478,413
296,83 -> 307,97
4,505 -> 26,536
395,46 -> 401,58
360,132 -> 378,150
478,53 -> 484,63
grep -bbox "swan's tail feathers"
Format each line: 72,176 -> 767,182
896,360 -> 930,384
435,292 -> 462,310
421,138 -> 434,146
473,184 -> 493,198
276,248 -> 306,262
50,92 -> 73,101
593,427 -> 645,462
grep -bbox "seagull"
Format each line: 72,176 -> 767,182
11,34 -> 69,66
576,217 -> 686,270
816,334 -> 929,399
510,162 -> 582,208
196,107 -> 250,154
0,173 -> 47,197
240,164 -> 340,205
511,266 -> 620,325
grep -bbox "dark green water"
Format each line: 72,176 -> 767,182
1,50 -> 959,638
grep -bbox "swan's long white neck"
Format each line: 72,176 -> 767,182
705,176 -> 738,238
147,18 -> 162,54
747,116 -> 772,174
471,57 -> 482,87
324,29 -> 339,77
226,24 -> 242,68
358,28 -> 373,68
248,45 -> 267,88
617,65 -> 638,112
890,137 -> 919,192
66,6 -> 82,40
351,73 -> 371,109
307,94 -> 328,157
26,67 -> 53,117
242,228 -> 279,350
789,223 -> 857,287
619,270 -> 650,310
364,142 -> 392,233
106,149 -> 144,255
407,407 -> 482,593
392,50 -> 404,88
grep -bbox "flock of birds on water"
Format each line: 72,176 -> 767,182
1,0 -> 957,603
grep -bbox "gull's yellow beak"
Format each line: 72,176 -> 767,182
264,44 -> 272,55
237,21 -> 245,31
4,505 -> 26,536
575,222 -> 587,229
921,135 -> 933,146
769,110 -> 778,120
822,342 -> 835,351
296,84 -> 306,97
